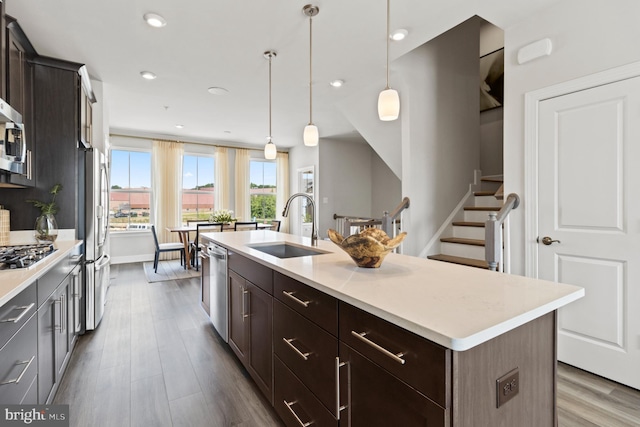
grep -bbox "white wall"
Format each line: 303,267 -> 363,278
371,149 -> 402,218
504,0 -> 640,275
397,17 -> 481,256
318,138 -> 374,238
287,144 -> 319,236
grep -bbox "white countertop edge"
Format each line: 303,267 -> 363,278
203,231 -> 585,351
447,288 -> 585,351
0,240 -> 82,307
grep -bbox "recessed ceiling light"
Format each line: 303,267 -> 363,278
140,71 -> 157,80
175,124 -> 184,129
330,79 -> 344,88
207,87 -> 229,95
390,29 -> 408,41
144,13 -> 167,28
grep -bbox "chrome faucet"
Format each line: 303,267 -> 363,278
282,193 -> 318,246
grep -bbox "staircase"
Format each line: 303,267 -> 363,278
428,176 -> 503,269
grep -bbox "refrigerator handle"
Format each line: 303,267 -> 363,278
95,254 -> 111,271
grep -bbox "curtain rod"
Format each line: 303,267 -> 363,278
109,133 -> 289,153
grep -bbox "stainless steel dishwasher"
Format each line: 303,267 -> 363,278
202,242 -> 228,342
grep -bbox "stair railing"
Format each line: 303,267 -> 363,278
485,193 -> 520,272
334,197 -> 410,243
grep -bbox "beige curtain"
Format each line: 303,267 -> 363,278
234,148 -> 250,221
153,140 -> 183,260
214,147 -> 229,211
276,152 -> 290,233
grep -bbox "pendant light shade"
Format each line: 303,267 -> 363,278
303,124 -> 319,146
378,0 -> 400,121
264,50 -> 277,159
378,88 -> 400,121
264,138 -> 277,159
303,5 -> 320,147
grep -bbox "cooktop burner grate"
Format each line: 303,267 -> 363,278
0,243 -> 57,270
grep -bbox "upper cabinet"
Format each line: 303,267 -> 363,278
78,66 -> 95,147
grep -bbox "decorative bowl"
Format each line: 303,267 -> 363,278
327,228 -> 407,268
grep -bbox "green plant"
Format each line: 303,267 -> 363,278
28,184 -> 63,215
209,209 -> 237,223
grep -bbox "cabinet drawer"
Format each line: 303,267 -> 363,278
38,255 -> 72,307
340,342 -> 448,426
0,315 -> 38,404
228,251 -> 273,294
274,271 -> 337,336
0,282 -> 36,350
339,302 -> 451,408
274,300 -> 338,413
274,357 -> 338,427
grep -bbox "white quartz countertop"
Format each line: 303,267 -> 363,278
0,240 -> 82,307
202,230 -> 584,351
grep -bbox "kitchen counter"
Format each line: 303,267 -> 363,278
202,230 -> 584,351
0,240 -> 82,307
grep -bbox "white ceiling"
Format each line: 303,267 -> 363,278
6,0 -> 562,150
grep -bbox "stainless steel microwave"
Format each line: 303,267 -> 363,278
0,99 -> 25,175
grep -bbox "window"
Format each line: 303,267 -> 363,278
250,160 -> 276,221
109,150 -> 152,231
182,154 -> 215,223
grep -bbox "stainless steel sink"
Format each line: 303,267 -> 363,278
248,242 -> 329,259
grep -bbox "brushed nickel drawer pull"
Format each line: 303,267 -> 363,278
0,303 -> 35,324
1,355 -> 36,385
351,331 -> 406,365
283,400 -> 314,427
282,291 -> 310,308
335,357 -> 347,420
242,288 -> 249,321
283,338 -> 311,361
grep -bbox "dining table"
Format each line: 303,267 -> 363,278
167,222 -> 275,269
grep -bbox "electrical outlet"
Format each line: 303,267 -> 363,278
496,368 -> 519,408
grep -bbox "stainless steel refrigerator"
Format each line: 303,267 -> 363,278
83,147 -> 110,331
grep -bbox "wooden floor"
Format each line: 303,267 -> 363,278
53,262 -> 283,427
53,262 -> 640,427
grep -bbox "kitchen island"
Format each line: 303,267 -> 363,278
201,230 -> 583,427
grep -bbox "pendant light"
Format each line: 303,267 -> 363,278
303,4 -> 320,146
264,50 -> 277,160
378,0 -> 400,121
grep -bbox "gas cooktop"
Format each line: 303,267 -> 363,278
0,243 -> 57,270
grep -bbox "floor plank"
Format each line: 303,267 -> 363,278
53,262 -> 640,426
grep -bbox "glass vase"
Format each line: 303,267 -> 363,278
35,213 -> 59,243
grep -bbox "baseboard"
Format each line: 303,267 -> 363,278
111,254 -> 154,265
419,170 -> 483,258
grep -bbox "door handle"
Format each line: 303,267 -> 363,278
538,236 -> 561,245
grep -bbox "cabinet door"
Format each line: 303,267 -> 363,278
6,28 -> 24,114
246,281 -> 273,403
339,343 -> 448,427
54,279 -> 71,381
37,292 -> 56,404
228,270 -> 248,364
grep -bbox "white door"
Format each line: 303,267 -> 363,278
538,76 -> 640,390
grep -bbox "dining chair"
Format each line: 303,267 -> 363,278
191,222 -> 223,271
270,220 -> 281,232
151,225 -> 186,273
234,221 -> 258,231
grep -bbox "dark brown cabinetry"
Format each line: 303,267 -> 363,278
0,282 -> 38,404
37,255 -> 81,404
3,18 -> 35,187
226,252 -> 557,427
228,252 -> 273,403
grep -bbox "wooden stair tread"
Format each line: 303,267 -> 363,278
464,206 -> 501,211
481,176 -> 504,183
428,254 -> 488,269
440,237 -> 485,246
452,221 -> 485,227
473,190 -> 496,196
